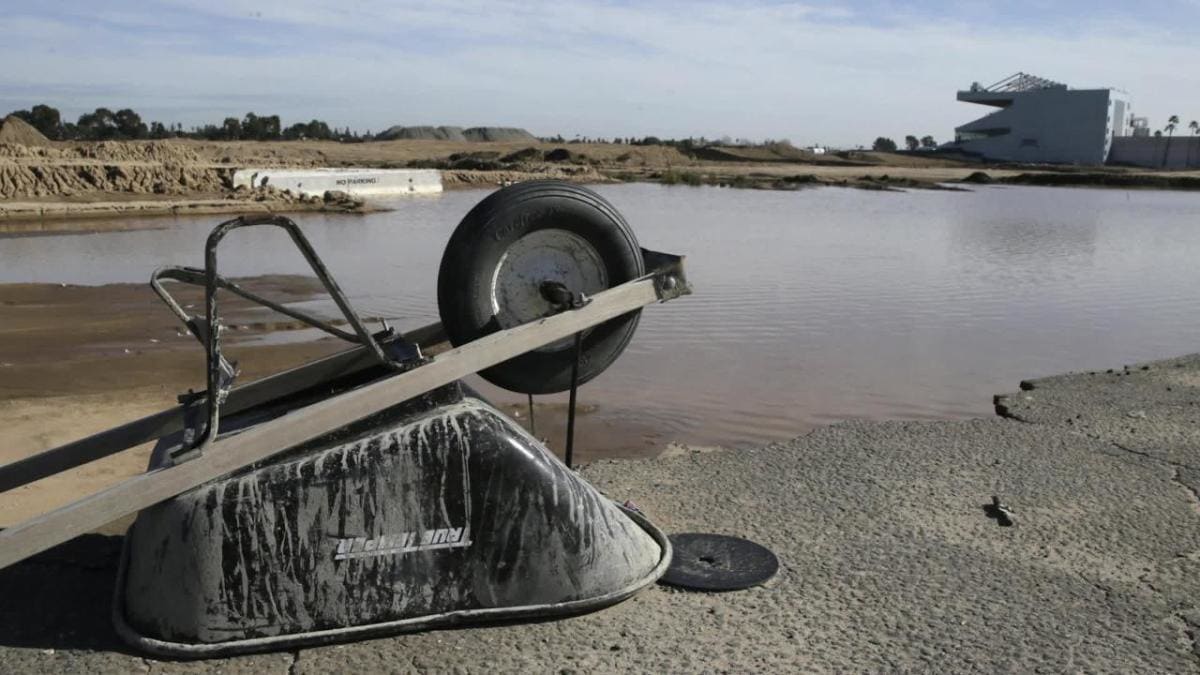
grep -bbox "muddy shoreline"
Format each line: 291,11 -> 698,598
4,137 -> 1198,227
0,278 -> 662,527
10,164 -> 1193,228
0,195 -> 380,228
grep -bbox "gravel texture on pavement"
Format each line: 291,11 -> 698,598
2,354 -> 1199,672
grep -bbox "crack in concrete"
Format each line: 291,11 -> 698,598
1083,571 -> 1200,664
1017,408 -> 1200,667
288,648 -> 301,675
1086,441 -> 1170,473
1092,444 -> 1200,521
1131,561 -> 1200,665
1000,417 -> 1200,477
1110,440 -> 1164,463
1107,441 -> 1197,471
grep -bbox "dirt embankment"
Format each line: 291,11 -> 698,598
0,120 -> 383,222
0,142 -> 228,198
3,120 -> 980,214
0,139 -> 378,223
5,129 -> 1200,224
0,134 -> 620,223
1000,171 -> 1200,190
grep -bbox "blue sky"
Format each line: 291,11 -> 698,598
3,1 -> 1198,146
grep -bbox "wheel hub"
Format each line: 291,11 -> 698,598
490,228 -> 608,351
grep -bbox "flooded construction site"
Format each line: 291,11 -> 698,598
4,182 -> 1199,458
6,2 -> 1200,667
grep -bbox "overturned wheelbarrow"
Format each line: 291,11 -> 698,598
0,181 -> 691,657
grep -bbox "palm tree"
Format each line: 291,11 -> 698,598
1189,120 -> 1199,168
1162,115 -> 1179,168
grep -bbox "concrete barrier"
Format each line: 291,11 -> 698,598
1109,137 -> 1200,169
232,168 -> 442,197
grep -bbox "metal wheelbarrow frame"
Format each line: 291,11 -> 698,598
0,213 -> 691,577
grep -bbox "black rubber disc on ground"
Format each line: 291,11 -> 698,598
437,180 -> 644,394
660,533 -> 779,592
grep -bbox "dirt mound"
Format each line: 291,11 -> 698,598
376,125 -> 535,142
74,140 -> 203,163
440,164 -> 606,188
376,125 -> 468,142
0,163 -> 229,199
0,140 -> 204,163
961,171 -> 994,184
377,125 -> 428,140
688,143 -> 861,165
696,144 -> 809,163
447,151 -> 502,170
462,127 -> 537,142
437,126 -> 467,142
500,147 -> 542,163
0,116 -> 52,147
1001,172 -> 1200,190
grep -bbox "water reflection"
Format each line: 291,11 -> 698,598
2,183 -> 1199,458
948,186 -> 1100,292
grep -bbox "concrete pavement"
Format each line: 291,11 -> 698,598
2,354 -> 1199,672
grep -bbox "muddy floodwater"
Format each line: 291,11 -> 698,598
2,183 -> 1199,457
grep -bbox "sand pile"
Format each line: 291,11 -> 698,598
0,116 -> 52,147
462,127 -> 537,142
436,126 -> 468,142
376,125 -> 467,141
375,125 -> 536,142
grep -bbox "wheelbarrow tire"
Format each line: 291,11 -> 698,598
437,180 -> 644,394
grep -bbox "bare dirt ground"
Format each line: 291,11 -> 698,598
5,137 -> 1198,227
0,138 -> 611,225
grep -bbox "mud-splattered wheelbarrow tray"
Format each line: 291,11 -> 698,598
0,181 -> 691,657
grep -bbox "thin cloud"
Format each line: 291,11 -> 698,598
1,1 -> 1196,145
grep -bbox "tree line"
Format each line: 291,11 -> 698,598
871,135 -> 938,152
7,104 -> 366,142
7,102 -> 866,151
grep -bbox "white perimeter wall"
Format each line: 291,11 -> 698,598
232,168 -> 443,197
1109,137 -> 1200,169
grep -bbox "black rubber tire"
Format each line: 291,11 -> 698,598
437,180 -> 644,394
